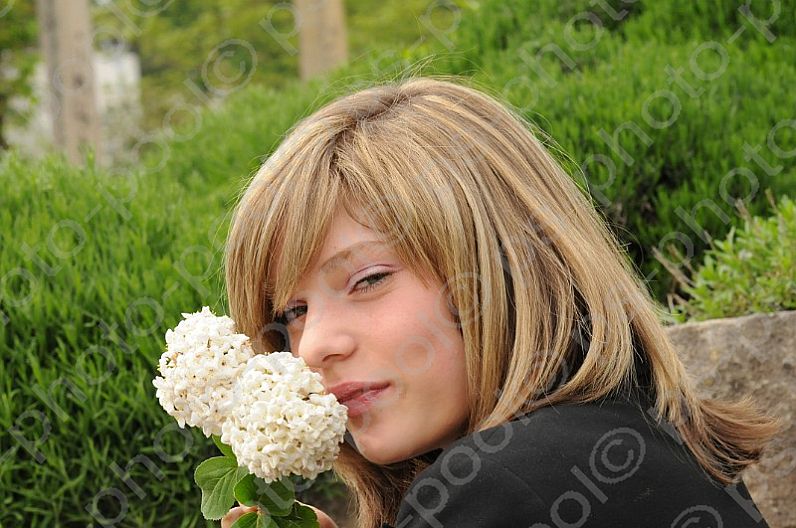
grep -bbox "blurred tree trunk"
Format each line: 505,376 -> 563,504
295,0 -> 348,81
35,0 -> 103,166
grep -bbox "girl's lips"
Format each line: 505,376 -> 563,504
341,385 -> 390,418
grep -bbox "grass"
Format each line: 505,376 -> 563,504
2,0 -> 795,525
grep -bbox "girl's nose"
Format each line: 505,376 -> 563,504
295,305 -> 356,370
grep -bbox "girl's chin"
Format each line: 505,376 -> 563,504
361,448 -> 405,465
348,430 -> 401,464
357,436 -> 425,466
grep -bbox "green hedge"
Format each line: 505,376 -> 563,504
0,151 -> 222,526
154,0 -> 796,302
670,192 -> 796,322
2,0 -> 795,525
0,146 -> 344,526
431,0 -> 796,301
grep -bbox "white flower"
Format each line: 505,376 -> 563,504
221,352 -> 349,483
152,306 -> 255,437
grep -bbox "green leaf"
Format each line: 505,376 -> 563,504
233,473 -> 259,506
233,474 -> 295,517
277,502 -> 320,528
212,434 -> 236,459
231,511 -> 280,528
194,456 -> 250,520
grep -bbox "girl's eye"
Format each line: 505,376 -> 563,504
277,305 -> 306,326
352,270 -> 392,293
275,271 -> 393,326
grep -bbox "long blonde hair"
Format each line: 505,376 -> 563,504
224,74 -> 781,528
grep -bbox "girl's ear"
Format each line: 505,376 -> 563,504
449,302 -> 461,329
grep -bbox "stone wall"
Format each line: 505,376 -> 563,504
668,310 -> 796,528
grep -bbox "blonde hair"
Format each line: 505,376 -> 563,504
224,74 -> 781,528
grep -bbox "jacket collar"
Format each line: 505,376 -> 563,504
417,446 -> 444,464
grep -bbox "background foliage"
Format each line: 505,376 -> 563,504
1,0 -> 794,526
0,0 -> 37,149
91,0 -> 464,131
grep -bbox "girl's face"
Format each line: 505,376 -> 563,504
277,206 -> 470,464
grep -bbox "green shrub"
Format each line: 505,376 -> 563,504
432,0 -> 796,301
0,151 -> 343,526
623,0 -> 796,43
0,150 -> 231,526
159,0 -> 796,302
667,191 -> 796,322
3,1 -> 796,525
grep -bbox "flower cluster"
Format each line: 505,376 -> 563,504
152,307 -> 348,484
221,352 -> 349,482
152,306 -> 255,437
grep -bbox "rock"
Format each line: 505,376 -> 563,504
667,310 -> 796,528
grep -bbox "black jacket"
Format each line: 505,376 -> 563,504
383,389 -> 770,528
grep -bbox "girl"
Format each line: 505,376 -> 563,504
221,76 -> 780,528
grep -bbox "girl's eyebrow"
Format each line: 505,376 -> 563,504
318,240 -> 387,275
271,240 -> 388,318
